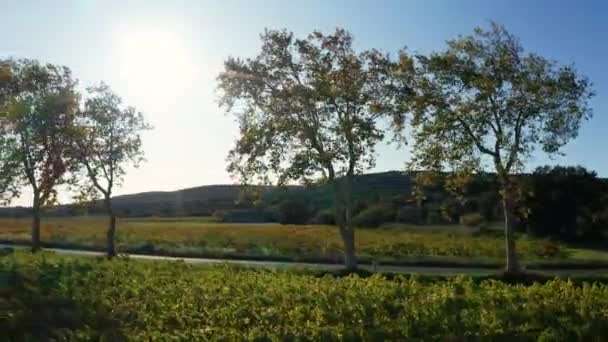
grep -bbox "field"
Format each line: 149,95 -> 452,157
2,251 -> 608,341
1,216 -> 607,267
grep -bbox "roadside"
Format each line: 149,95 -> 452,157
3,243 -> 608,276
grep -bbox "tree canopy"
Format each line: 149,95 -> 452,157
218,28 -> 405,269
402,23 -> 593,176
219,28 -> 403,186
397,22 -> 594,272
71,82 -> 149,257
0,58 -> 79,250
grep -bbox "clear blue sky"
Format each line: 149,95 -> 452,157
2,0 -> 607,205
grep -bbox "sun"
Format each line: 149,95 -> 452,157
116,28 -> 197,97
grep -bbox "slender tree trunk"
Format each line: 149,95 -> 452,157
31,198 -> 41,253
333,175 -> 358,270
501,186 -> 519,274
339,224 -> 357,270
104,196 -> 117,258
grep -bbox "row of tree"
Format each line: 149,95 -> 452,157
218,22 -> 594,273
0,59 -> 149,257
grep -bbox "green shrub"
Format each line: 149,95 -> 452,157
460,212 -> 485,228
274,198 -> 313,225
352,204 -> 395,228
5,253 -> 608,341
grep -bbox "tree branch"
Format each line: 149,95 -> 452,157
454,116 -> 496,157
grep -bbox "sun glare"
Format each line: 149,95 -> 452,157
116,28 -> 197,97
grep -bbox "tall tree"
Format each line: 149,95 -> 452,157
71,83 -> 149,258
0,63 -> 21,204
218,29 -> 402,270
0,58 -> 79,251
398,23 -> 593,273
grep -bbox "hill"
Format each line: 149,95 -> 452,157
0,171 -> 414,218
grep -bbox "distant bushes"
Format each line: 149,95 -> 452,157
352,204 -> 395,228
524,165 -> 608,241
274,198 -> 313,225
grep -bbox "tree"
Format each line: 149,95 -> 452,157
526,165 -> 606,240
71,83 -> 149,258
275,197 -> 313,225
399,23 -> 593,273
0,64 -> 22,204
217,29 -> 402,269
0,58 -> 79,251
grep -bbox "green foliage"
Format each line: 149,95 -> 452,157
4,252 -> 608,340
70,82 -> 150,203
398,22 -> 594,271
218,28 -> 406,267
525,165 -> 608,241
275,197 -> 313,225
401,23 -> 594,176
0,58 -> 79,207
352,204 -> 396,228
218,29 -> 400,186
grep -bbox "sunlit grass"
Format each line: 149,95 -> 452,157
2,216 -> 601,264
3,251 -> 608,340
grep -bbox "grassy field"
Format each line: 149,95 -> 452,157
0,216 -> 607,266
3,251 -> 608,341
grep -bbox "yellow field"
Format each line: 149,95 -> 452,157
0,216 -> 590,264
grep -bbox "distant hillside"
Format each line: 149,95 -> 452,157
263,171 -> 416,210
0,184 -> 256,218
5,169 -> 603,220
0,171 -> 414,218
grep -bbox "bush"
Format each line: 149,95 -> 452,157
396,206 -> 424,224
309,209 -> 336,225
6,253 -> 608,341
274,198 -> 313,225
352,204 -> 395,228
460,212 -> 485,228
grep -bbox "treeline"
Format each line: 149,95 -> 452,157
266,166 -> 608,243
0,59 -> 149,257
218,22 -> 594,272
1,21 -> 599,272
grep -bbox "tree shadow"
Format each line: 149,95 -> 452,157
0,259 -> 128,341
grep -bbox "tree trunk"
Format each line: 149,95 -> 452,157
333,175 -> 358,270
104,197 -> 117,258
339,225 -> 357,270
502,189 -> 519,274
31,201 -> 41,253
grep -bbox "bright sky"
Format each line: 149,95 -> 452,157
2,0 -> 608,206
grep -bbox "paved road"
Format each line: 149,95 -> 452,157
2,244 -> 607,276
